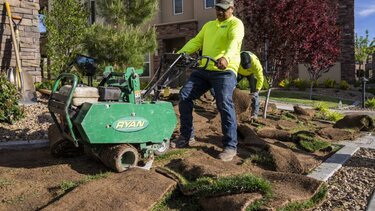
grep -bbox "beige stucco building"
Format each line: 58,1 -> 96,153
1,0 -> 362,84
147,0 -> 357,85
143,0 -> 217,86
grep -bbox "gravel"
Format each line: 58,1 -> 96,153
0,94 -> 53,141
313,148 -> 375,211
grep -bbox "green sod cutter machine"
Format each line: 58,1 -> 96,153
48,54 -> 210,172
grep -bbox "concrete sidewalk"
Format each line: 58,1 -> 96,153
270,101 -> 375,117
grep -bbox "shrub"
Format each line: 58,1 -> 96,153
314,102 -> 344,122
365,98 -> 375,109
278,79 -> 291,89
292,78 -> 309,91
0,74 -> 24,124
262,77 -> 270,90
339,80 -> 350,90
35,80 -> 55,90
366,88 -> 375,96
325,111 -> 344,122
314,102 -> 329,113
238,77 -> 250,90
353,80 -> 361,88
322,79 -> 336,88
140,81 -> 149,90
312,80 -> 319,88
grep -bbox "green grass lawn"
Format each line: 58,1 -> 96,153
258,89 -> 354,108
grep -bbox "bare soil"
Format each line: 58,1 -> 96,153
0,90 -> 370,210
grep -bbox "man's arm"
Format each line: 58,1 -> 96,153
222,20 -> 245,65
253,58 -> 264,91
177,24 -> 206,54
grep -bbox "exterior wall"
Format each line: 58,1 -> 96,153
0,0 -> 41,82
298,63 -> 341,82
148,0 -> 216,85
153,21 -> 197,86
337,0 -> 355,82
160,0 -> 194,23
191,0 -> 216,29
155,0 -> 216,29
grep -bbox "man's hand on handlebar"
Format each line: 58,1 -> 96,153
216,57 -> 228,70
178,53 -> 227,70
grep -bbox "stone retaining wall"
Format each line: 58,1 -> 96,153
0,0 -> 41,82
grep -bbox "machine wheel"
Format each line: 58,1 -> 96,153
154,139 -> 170,156
99,144 -> 139,173
48,124 -> 81,157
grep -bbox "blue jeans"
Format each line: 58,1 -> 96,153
237,74 -> 259,116
179,69 -> 238,150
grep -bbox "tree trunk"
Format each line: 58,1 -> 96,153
309,81 -> 314,100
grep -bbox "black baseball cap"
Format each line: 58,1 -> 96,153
240,51 -> 252,69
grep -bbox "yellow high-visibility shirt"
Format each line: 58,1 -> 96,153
238,51 -> 264,91
177,16 -> 244,75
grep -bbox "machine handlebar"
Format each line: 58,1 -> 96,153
179,54 -> 218,70
142,53 -> 221,101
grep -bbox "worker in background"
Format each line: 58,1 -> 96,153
170,0 -> 244,162
238,51 -> 264,119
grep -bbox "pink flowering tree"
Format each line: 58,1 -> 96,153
236,0 -> 340,94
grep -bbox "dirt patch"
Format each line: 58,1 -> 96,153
276,119 -> 299,130
237,124 -> 267,147
261,171 -> 323,209
318,127 -> 359,141
199,193 -> 262,211
334,114 -> 375,131
257,127 -> 292,142
0,90 -> 355,210
165,150 -> 254,180
294,105 -> 316,117
267,143 -> 304,174
233,88 -> 252,115
254,117 -> 279,128
43,168 -> 176,211
0,148 -> 108,210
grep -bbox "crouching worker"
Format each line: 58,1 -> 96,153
170,0 -> 245,162
238,51 -> 264,119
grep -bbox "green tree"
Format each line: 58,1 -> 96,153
355,30 -> 375,77
84,0 -> 158,69
44,0 -> 88,77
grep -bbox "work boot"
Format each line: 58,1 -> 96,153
170,136 -> 196,148
218,148 -> 237,162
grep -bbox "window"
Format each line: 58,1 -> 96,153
205,0 -> 216,9
38,14 -> 46,33
142,53 -> 151,77
173,0 -> 183,15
